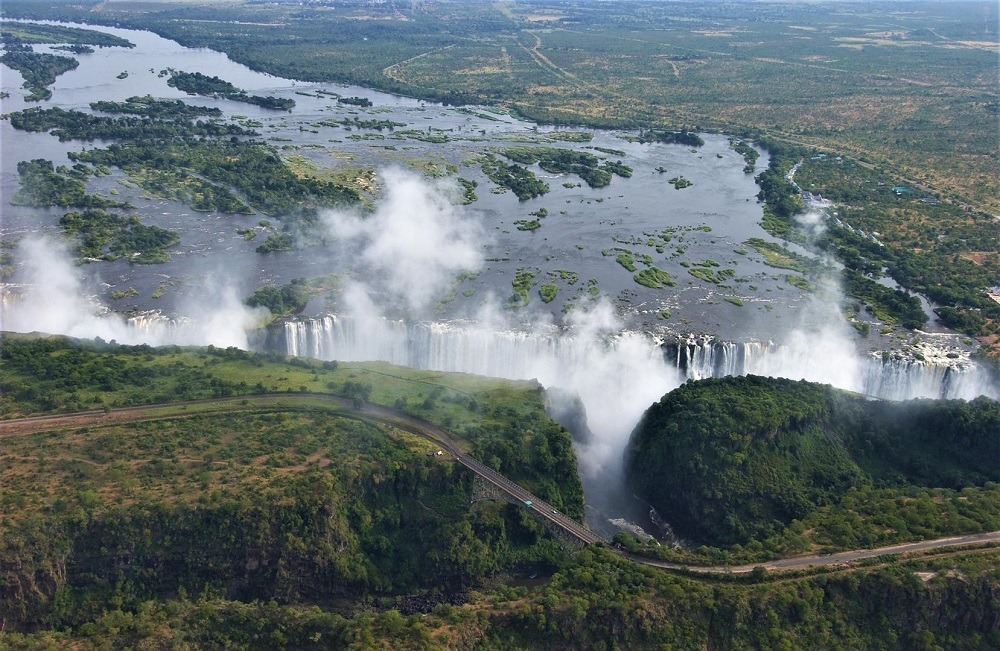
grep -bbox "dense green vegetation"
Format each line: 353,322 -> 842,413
245,275 -> 340,320
743,238 -> 812,273
1,341 -> 998,647
0,407 -> 568,631
52,44 -> 92,54
686,264 -> 735,285
626,376 -> 1000,548
246,281 -> 309,317
9,161 -> 177,264
255,233 -> 295,254
0,44 -> 77,101
842,270 -> 928,330
729,137 -> 759,173
3,540 -> 998,648
480,154 -> 549,200
70,139 -> 361,218
752,140 -> 805,239
473,548 -> 1000,650
338,96 -> 373,107
328,116 -> 405,131
60,208 -> 179,263
0,335 -> 584,520
167,70 -> 295,110
500,147 -> 631,189
633,266 -> 675,289
11,159 -> 129,210
90,95 -> 222,119
456,177 -> 478,204
636,130 -> 704,147
504,268 -> 539,308
538,283 -> 558,303
9,106 -> 253,141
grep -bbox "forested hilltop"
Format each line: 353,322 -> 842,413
626,376 -> 1000,553
2,336 -> 999,649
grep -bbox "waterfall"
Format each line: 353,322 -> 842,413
283,315 -> 650,382
281,314 -> 997,403
664,335 -> 774,380
859,353 -> 988,401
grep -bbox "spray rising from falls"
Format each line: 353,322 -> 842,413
322,167 -> 487,316
283,316 -> 994,402
1,237 -> 265,348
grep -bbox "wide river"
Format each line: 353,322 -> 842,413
0,19 -> 843,343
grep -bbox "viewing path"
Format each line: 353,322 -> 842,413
3,394 -> 997,574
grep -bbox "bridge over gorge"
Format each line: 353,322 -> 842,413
2,394 -> 997,573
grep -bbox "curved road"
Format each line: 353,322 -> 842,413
2,395 -> 996,574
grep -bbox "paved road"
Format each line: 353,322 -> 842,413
629,530 -> 1000,574
3,396 -> 996,573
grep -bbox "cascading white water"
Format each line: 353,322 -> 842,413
285,315 -> 997,403
666,335 -> 774,380
858,354 -> 986,401
663,335 -> 989,400
286,315 -> 618,380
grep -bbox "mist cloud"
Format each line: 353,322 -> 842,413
2,236 -> 265,348
322,167 -> 487,315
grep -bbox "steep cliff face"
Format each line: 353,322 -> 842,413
544,387 -> 594,446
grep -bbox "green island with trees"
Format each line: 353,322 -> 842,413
67,138 -> 362,223
728,138 -> 759,173
245,275 -> 340,321
9,106 -> 254,141
0,44 -> 78,101
500,147 -> 632,189
90,95 -> 223,119
60,208 -> 180,264
11,159 -> 131,210
0,21 -> 133,48
167,70 -> 295,110
52,44 -> 93,54
9,159 -> 180,264
480,154 -> 549,200
636,130 -> 705,147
